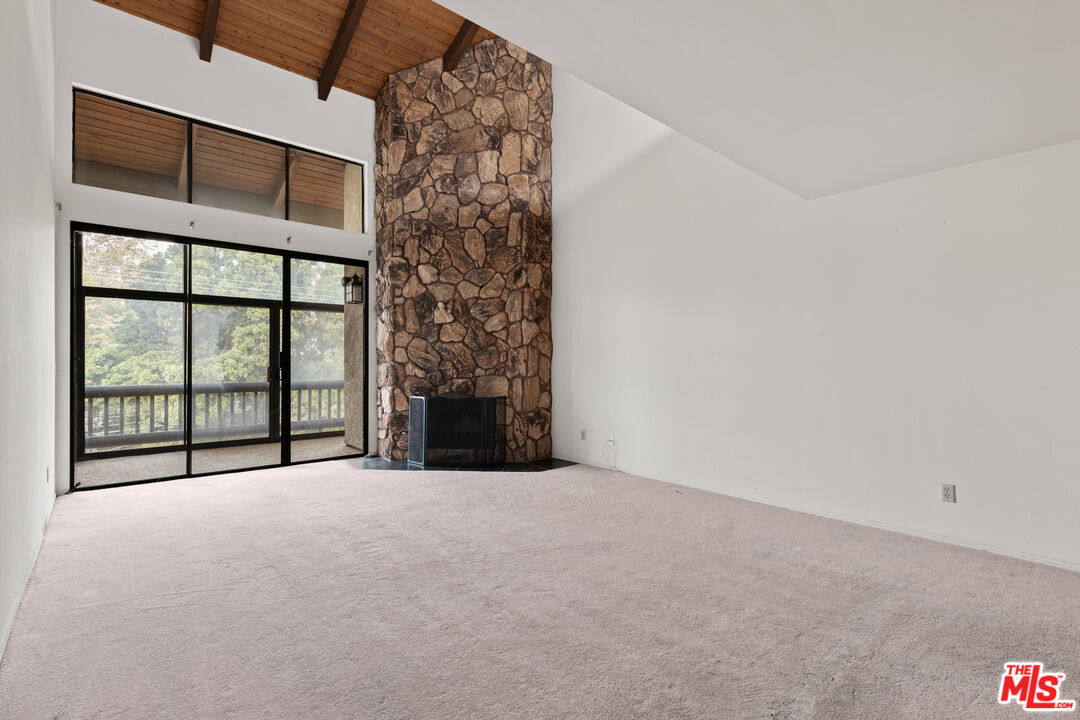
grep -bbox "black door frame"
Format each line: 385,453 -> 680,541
70,221 -> 369,491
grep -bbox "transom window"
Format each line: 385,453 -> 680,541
72,89 -> 365,231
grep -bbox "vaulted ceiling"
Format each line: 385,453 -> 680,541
93,0 -> 495,100
437,0 -> 1080,198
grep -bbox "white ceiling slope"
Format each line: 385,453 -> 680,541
439,0 -> 1080,198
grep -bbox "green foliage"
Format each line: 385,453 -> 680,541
291,310 -> 345,382
82,233 -> 345,388
193,305 -> 270,383
84,297 -> 184,386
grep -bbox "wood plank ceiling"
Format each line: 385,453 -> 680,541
74,93 -> 188,179
93,0 -> 496,99
74,91 -> 350,211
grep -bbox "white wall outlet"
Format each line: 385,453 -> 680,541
941,483 -> 957,503
608,432 -> 615,443
580,429 -> 586,441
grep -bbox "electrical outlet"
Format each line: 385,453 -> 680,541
45,467 -> 49,484
941,483 -> 956,503
580,430 -> 586,441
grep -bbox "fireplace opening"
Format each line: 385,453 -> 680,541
407,395 -> 506,467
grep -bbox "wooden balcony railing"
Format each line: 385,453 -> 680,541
83,380 -> 345,451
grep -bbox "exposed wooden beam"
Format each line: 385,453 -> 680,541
318,0 -> 369,101
199,0 -> 221,62
274,151 -> 299,210
177,131 -> 189,194
442,20 -> 479,73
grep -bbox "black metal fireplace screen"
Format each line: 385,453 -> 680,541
408,395 -> 506,466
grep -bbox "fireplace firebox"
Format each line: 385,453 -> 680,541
407,395 -> 506,467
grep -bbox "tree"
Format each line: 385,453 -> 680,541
83,232 -> 346,387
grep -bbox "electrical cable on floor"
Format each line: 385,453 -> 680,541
602,438 -> 616,469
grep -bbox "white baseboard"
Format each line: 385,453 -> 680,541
563,455 -> 1080,574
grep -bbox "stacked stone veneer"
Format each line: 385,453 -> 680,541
374,37 -> 553,461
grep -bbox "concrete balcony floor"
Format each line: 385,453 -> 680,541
74,435 -> 360,488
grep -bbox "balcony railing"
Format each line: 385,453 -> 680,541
83,380 -> 345,451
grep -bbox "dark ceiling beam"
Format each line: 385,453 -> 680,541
177,132 -> 189,193
274,153 -> 299,210
318,0 -> 369,101
443,20 -> 479,72
199,0 -> 221,62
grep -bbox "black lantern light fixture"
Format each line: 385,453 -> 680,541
341,272 -> 365,304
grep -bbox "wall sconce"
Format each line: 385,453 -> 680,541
341,273 -> 365,304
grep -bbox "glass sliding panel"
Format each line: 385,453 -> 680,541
291,259 -> 345,304
191,245 -> 282,301
74,452 -> 187,490
80,232 -> 185,293
192,125 -> 286,219
287,150 -> 363,230
73,92 -> 189,203
81,298 -> 185,452
191,305 -> 277,475
290,309 -> 343,435
289,308 -> 354,461
75,297 -> 186,488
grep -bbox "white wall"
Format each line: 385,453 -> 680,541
1,0 -> 57,657
552,69 -> 1080,570
54,0 -> 379,492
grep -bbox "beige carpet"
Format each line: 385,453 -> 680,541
1,462 -> 1078,719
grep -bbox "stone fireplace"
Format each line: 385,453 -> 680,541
373,37 -> 553,461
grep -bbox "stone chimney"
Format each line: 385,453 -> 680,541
373,37 -> 553,461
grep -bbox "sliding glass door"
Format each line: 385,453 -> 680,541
190,303 -> 279,475
288,259 -> 350,462
72,225 -> 366,489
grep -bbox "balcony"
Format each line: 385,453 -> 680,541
74,229 -> 365,489
83,380 -> 345,452
76,379 -> 354,488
